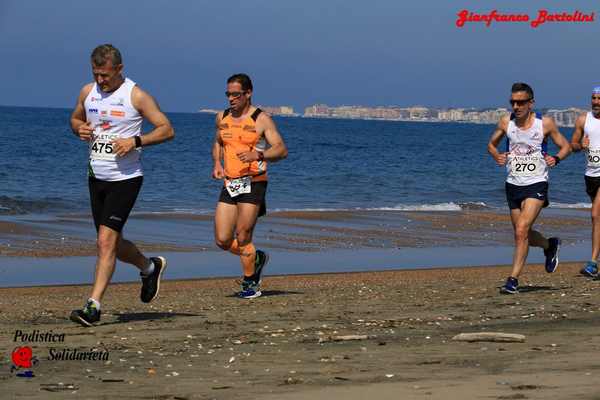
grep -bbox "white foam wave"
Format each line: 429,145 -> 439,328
138,202 -> 493,215
550,202 -> 591,209
373,202 -> 463,211
272,202 -> 490,212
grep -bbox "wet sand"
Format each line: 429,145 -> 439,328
0,209 -> 590,256
1,262 -> 599,399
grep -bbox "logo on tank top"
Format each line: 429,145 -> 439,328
88,108 -> 98,114
99,120 -> 111,130
90,97 -> 100,102
510,143 -> 537,156
110,110 -> 125,117
110,98 -> 125,107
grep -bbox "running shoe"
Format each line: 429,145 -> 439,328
544,237 -> 561,273
140,256 -> 167,303
254,249 -> 270,284
239,279 -> 262,299
581,261 -> 598,278
499,277 -> 518,294
69,300 -> 101,327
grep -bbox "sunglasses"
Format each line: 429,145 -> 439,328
225,91 -> 246,98
509,98 -> 533,106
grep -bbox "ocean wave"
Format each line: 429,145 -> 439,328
365,202 -> 492,211
549,202 -> 591,209
269,202 -> 492,213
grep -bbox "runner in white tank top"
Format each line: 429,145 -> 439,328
68,44 -> 175,327
488,82 -> 571,295
570,87 -> 600,278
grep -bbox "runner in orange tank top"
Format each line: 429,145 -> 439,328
212,73 -> 288,299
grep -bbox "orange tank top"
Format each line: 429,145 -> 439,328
218,108 -> 267,182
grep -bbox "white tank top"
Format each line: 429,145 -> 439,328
84,78 -> 143,181
584,112 -> 600,177
505,112 -> 548,186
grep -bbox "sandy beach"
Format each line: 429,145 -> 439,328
1,262 -> 599,399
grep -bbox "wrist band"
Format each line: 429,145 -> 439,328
135,136 -> 142,149
257,151 -> 265,161
552,155 -> 560,165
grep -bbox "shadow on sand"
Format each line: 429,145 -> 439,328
109,312 -> 200,324
226,289 -> 304,298
517,285 -> 563,293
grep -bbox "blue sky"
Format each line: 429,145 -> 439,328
0,0 -> 598,112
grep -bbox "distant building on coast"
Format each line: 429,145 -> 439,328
545,108 -> 584,127
198,106 -> 298,117
303,104 -> 584,127
258,105 -> 298,117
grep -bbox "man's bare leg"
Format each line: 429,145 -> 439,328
90,225 -> 121,302
508,198 -> 545,279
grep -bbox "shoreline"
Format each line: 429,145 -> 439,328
0,208 -> 590,258
0,261 -> 583,290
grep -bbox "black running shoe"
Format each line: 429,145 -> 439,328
499,277 -> 518,295
140,256 -> 167,303
70,300 -> 101,327
254,250 -> 269,284
544,237 -> 561,273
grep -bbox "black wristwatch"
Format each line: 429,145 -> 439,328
552,155 -> 561,165
134,136 -> 143,149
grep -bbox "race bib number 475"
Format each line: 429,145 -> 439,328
90,132 -> 119,161
509,155 -> 544,177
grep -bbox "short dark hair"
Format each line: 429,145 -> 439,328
227,73 -> 253,91
511,82 -> 534,99
91,44 -> 122,66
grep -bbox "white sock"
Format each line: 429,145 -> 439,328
141,259 -> 155,276
87,298 -> 101,311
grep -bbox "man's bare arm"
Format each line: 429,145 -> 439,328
132,86 -> 175,146
487,115 -> 509,166
570,113 -> 587,152
69,83 -> 94,141
543,116 -> 571,166
212,113 -> 225,179
258,114 -> 288,162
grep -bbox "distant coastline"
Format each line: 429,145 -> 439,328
198,104 -> 585,127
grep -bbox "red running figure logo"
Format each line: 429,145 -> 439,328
11,346 -> 38,377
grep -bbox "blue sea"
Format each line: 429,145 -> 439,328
0,106 -> 591,215
0,106 -> 593,286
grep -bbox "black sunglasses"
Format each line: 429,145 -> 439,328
225,91 -> 246,98
509,98 -> 533,106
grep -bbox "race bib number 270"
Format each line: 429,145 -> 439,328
587,149 -> 600,168
509,155 -> 544,177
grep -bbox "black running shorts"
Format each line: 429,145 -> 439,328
218,181 -> 267,217
585,175 -> 600,201
88,176 -> 143,232
505,181 -> 549,210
